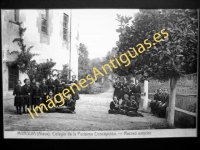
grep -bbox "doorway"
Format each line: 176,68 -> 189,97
8,66 -> 19,90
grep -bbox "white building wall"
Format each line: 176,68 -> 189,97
2,9 -> 79,100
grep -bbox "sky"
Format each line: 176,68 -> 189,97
73,9 -> 139,59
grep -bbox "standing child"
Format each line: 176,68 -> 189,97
31,78 -> 36,88
69,75 -> 80,112
113,77 -> 121,100
122,81 -> 130,99
46,74 -> 55,94
129,79 -> 136,97
40,78 -> 48,111
22,79 -> 32,113
54,74 -> 63,94
13,80 -> 25,115
54,74 -> 63,107
135,79 -> 141,107
31,82 -> 42,113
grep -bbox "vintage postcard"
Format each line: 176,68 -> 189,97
2,9 -> 198,139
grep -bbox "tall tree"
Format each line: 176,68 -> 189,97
78,43 -> 90,79
60,64 -> 69,80
90,58 -> 104,82
115,9 -> 198,127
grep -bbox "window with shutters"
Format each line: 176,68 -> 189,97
63,13 -> 68,41
14,9 -> 19,22
41,9 -> 48,34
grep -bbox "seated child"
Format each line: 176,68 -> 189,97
64,94 -> 76,114
45,90 -> 56,113
108,95 -> 120,114
127,95 -> 139,111
55,94 -> 76,114
157,101 -> 168,118
119,94 -> 130,115
126,95 -> 143,117
157,88 -> 169,118
150,89 -> 159,115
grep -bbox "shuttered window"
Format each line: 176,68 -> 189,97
14,9 -> 19,22
63,14 -> 68,41
41,9 -> 48,34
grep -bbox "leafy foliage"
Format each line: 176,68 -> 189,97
25,59 -> 56,82
35,59 -> 56,82
115,9 -> 198,82
89,58 -> 104,82
6,23 -> 39,73
60,64 -> 69,80
78,43 -> 90,79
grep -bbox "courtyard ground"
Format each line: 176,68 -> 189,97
4,83 -> 168,131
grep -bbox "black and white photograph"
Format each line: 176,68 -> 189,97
1,8 -> 198,139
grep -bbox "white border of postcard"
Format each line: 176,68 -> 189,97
4,129 -> 196,139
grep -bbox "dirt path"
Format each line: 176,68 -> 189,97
4,83 -> 167,131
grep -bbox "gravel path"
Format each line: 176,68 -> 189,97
4,84 -> 168,131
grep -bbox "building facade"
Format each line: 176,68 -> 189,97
2,9 -> 79,100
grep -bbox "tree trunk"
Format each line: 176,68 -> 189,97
167,77 -> 178,128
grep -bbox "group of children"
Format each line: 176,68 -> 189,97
13,74 -> 79,115
112,76 -> 142,106
108,76 -> 143,117
150,88 -> 169,118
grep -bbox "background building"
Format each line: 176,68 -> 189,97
2,9 -> 79,100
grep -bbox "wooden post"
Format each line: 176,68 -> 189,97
143,80 -> 149,112
167,77 -> 178,128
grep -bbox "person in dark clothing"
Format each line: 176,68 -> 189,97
122,79 -> 130,100
13,80 -> 25,115
119,77 -> 125,100
113,77 -> 121,100
157,88 -> 169,118
31,82 -> 42,112
31,78 -> 36,88
153,88 -> 163,115
127,95 -> 139,111
119,94 -> 129,114
64,94 -> 76,114
108,96 -> 120,114
46,74 -> 55,94
68,75 -> 79,112
45,90 -> 56,113
40,78 -> 48,110
22,79 -> 32,113
129,79 -> 136,97
54,74 -> 63,94
134,79 -> 141,107
126,95 -> 143,117
150,89 -> 159,115
61,76 -> 70,91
